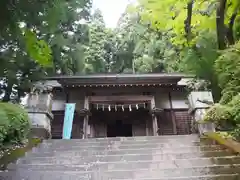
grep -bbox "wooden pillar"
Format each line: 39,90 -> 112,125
146,118 -> 149,136
168,92 -> 177,135
151,98 -> 158,136
89,121 -> 95,138
83,96 -> 89,139
152,115 -> 158,136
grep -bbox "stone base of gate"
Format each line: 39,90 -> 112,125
28,112 -> 53,139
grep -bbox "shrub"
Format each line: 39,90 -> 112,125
228,94 -> 240,123
230,126 -> 240,141
0,103 -> 30,148
208,42 -> 240,140
204,94 -> 240,139
214,42 -> 240,92
204,103 -> 232,124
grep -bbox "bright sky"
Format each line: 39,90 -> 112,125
92,0 -> 136,28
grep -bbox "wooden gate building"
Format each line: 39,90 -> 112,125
48,73 -> 194,139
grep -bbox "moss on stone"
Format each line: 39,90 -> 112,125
0,138 -> 41,170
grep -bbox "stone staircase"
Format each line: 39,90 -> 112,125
1,135 -> 240,180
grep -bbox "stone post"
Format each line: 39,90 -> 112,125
188,91 -> 215,135
26,82 -> 54,139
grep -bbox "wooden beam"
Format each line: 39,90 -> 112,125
83,96 -> 89,139
168,92 -> 177,135
152,115 -> 158,136
89,95 -> 154,103
150,97 -> 158,136
146,118 -> 150,136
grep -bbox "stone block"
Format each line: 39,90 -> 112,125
28,112 -> 52,139
188,91 -> 214,111
198,123 -> 216,135
26,93 -> 53,114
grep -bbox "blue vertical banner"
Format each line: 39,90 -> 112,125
62,103 -> 76,139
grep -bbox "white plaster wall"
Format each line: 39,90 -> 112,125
52,91 -> 66,111
171,91 -> 188,109
52,100 -> 66,111
154,92 -> 171,109
154,91 -> 188,109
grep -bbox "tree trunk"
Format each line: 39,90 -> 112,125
226,11 -> 238,45
216,0 -> 227,50
184,0 -> 194,43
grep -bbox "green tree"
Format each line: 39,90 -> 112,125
0,0 -> 92,102
113,8 -> 181,73
84,9 -> 108,73
132,0 -> 240,101
84,9 -> 121,74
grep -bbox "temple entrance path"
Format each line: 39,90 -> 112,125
1,135 -> 240,179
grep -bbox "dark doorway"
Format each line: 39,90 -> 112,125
107,120 -> 132,137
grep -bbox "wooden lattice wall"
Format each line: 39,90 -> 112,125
174,110 -> 193,135
157,109 -> 193,135
51,112 -> 84,139
157,110 -> 174,135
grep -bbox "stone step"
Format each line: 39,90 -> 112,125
26,149 -> 233,159
1,135 -> 239,180
29,146 -> 231,157
2,165 -> 240,179
43,135 -> 200,142
41,139 -> 217,147
20,152 -> 240,165
46,135 -> 200,142
39,141 -> 217,150
0,171 -> 91,180
38,142 -> 224,151
42,136 -> 214,146
10,158 -> 240,171
0,171 -> 239,180
16,156 -> 240,167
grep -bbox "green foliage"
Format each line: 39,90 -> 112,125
230,127 -> 240,141
0,138 -> 41,169
0,103 -> 30,148
130,0 -> 240,102
204,41 -> 240,136
215,42 -> 240,103
0,0 -> 92,102
180,32 -> 221,100
83,9 -> 111,73
111,10 -> 181,73
137,0 -> 240,46
204,103 -> 232,124
0,0 -> 56,66
228,94 -> 240,123
203,41 -> 240,138
204,94 -> 240,138
227,94 -> 240,140
220,91 -> 236,105
129,0 -> 240,137
25,30 -> 52,67
181,32 -> 219,77
136,0 -> 216,45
